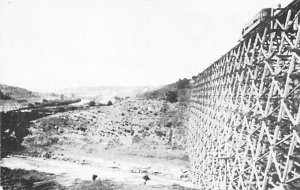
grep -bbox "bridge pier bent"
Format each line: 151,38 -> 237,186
188,1 -> 300,189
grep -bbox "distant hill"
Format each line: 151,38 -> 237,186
0,84 -> 37,99
0,84 -> 41,112
55,86 -> 159,103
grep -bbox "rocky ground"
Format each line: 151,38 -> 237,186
1,97 -> 196,189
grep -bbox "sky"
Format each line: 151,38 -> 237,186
0,0 -> 292,92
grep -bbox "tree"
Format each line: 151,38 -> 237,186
176,78 -> 190,89
88,100 -> 96,107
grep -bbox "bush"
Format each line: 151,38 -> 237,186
28,103 -> 35,108
114,96 -> 123,101
155,130 -> 166,137
34,102 -> 41,106
57,107 -> 65,112
88,101 -> 96,107
176,78 -> 190,89
132,135 -> 142,143
17,99 -> 27,103
0,90 -> 11,100
107,100 -> 113,106
166,91 -> 178,103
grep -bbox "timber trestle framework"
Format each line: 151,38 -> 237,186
188,1 -> 300,189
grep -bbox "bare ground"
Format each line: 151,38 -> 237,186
1,98 -> 197,189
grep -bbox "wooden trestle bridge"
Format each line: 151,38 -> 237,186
188,0 -> 300,189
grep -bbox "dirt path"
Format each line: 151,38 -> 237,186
0,155 -> 197,189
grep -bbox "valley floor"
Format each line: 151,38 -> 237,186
1,155 -> 196,190
1,97 -> 197,189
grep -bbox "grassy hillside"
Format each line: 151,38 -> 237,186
142,78 -> 191,151
1,82 -> 193,189
0,84 -> 36,100
0,84 -> 40,111
142,78 -> 190,104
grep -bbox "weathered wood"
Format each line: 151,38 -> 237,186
188,1 -> 300,189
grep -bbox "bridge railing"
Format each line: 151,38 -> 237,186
188,0 -> 300,189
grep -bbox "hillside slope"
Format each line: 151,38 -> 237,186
1,81 -> 194,189
55,86 -> 159,104
0,84 -> 40,111
23,98 -> 188,159
19,96 -> 192,188
0,84 -> 36,99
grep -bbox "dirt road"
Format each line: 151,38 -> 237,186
0,155 -> 197,189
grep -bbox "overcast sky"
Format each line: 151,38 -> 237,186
0,0 -> 292,92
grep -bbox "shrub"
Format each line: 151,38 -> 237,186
57,107 -> 65,112
107,100 -> 113,106
166,91 -> 178,103
34,102 -> 41,106
28,103 -> 35,108
17,99 -> 27,103
155,130 -> 166,137
132,135 -> 142,143
176,78 -> 190,89
88,101 -> 96,107
114,96 -> 123,101
0,90 -> 11,100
